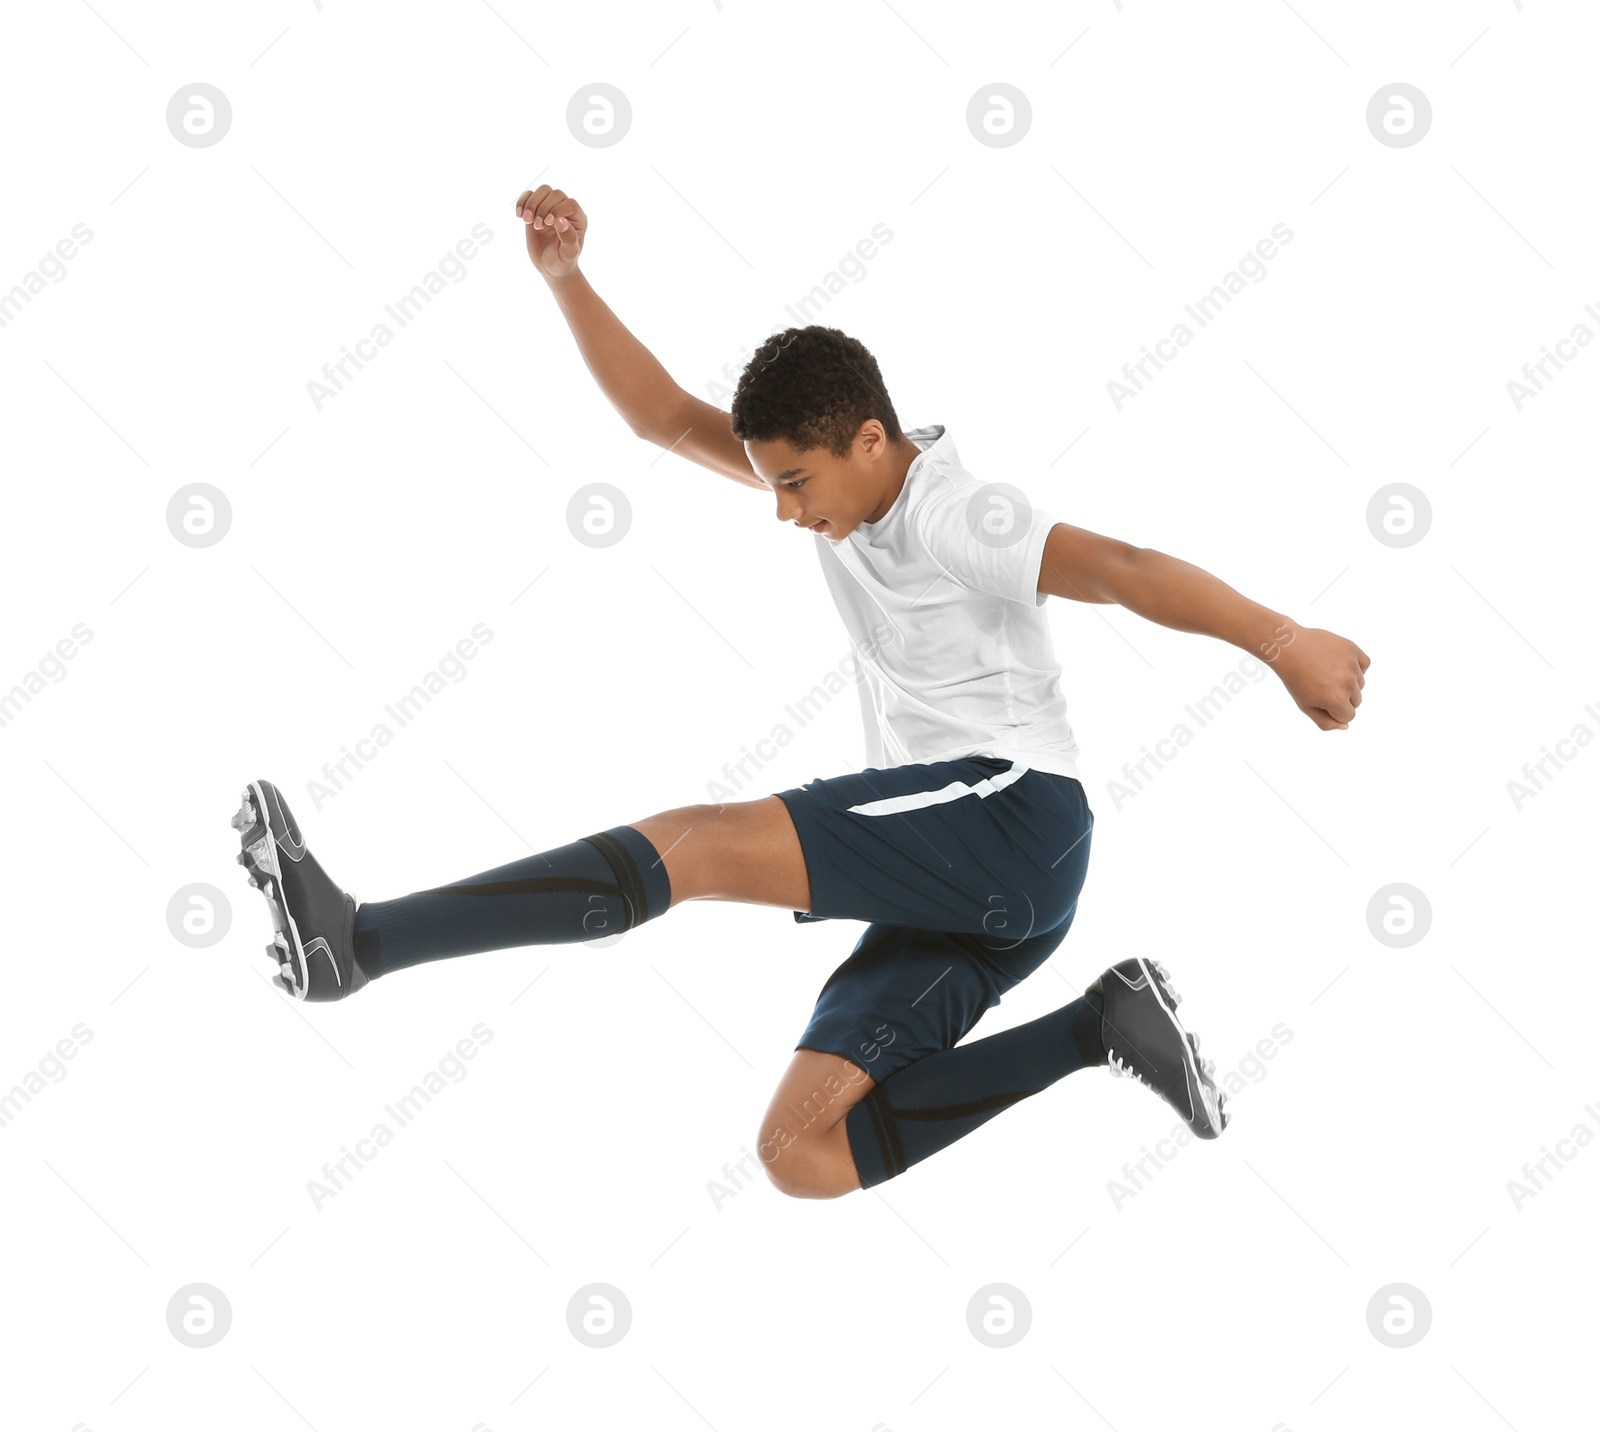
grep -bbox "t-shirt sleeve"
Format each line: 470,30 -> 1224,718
912,485 -> 1058,607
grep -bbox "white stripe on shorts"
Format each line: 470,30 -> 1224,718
844,761 -> 1032,817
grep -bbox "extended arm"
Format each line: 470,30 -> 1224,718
519,184 -> 764,491
1036,523 -> 1370,730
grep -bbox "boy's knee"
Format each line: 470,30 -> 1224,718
758,1135 -> 853,1200
631,804 -> 743,900
766,1164 -> 847,1200
757,1136 -> 795,1193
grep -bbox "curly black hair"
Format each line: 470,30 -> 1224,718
728,325 -> 904,459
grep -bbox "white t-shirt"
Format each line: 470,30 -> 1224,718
814,424 -> 1082,781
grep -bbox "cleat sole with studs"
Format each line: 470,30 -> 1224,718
1143,956 -> 1225,1139
232,782 -> 309,1000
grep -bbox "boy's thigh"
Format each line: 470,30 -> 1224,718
793,919 -> 1072,1086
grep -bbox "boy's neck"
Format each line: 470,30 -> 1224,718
866,438 -> 925,523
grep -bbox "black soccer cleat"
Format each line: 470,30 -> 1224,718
1087,957 -> 1228,1139
231,780 -> 368,1002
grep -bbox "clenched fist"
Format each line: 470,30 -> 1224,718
516,184 -> 587,281
1265,623 -> 1371,730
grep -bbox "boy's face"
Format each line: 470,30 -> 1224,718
745,423 -> 900,541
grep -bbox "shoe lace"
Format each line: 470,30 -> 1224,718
1108,1050 -> 1149,1088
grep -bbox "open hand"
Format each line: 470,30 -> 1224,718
1265,623 -> 1370,730
516,184 -> 587,281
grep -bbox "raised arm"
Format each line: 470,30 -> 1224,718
517,184 -> 764,491
1036,522 -> 1370,731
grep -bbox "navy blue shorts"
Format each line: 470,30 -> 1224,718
773,754 -> 1094,1084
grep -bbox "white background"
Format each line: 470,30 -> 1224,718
2,1 -> 1595,1428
